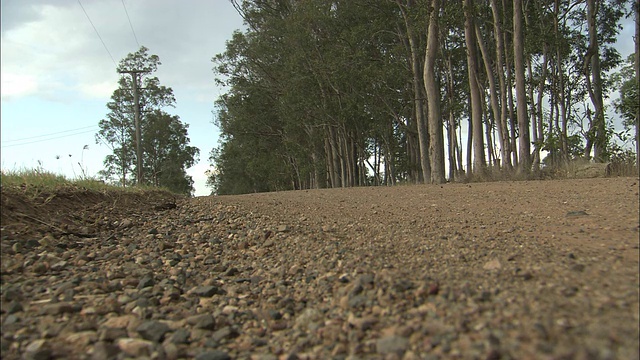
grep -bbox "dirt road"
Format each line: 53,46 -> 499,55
1,177 -> 638,359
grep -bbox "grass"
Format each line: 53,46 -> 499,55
0,168 -> 172,199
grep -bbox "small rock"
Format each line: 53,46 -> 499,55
98,327 -> 128,341
211,326 -> 239,342
191,285 -> 222,297
12,242 -> 23,253
166,328 -> 190,344
101,315 -> 135,329
187,314 -> 216,330
224,267 -> 239,276
277,225 -> 290,233
483,259 -> 502,271
3,287 -> 23,302
566,210 -> 589,217
65,331 -> 97,347
119,219 -> 133,228
42,302 -> 81,315
195,350 -> 231,360
23,339 -> 52,360
137,275 -> 155,289
136,320 -> 171,342
116,338 -> 155,357
294,308 -> 322,331
376,335 -> 409,355
91,341 -> 120,360
50,261 -> 68,271
6,300 -> 23,314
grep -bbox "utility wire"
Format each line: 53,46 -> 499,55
78,0 -> 117,67
2,125 -> 99,144
1,129 -> 98,148
121,0 -> 140,48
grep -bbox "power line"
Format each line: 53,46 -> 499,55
1,129 -> 98,148
2,125 -> 99,144
77,0 -> 117,67
121,0 -> 141,48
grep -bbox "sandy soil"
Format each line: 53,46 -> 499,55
1,177 -> 638,359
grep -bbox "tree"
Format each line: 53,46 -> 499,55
142,110 -> 199,195
210,0 -> 632,194
513,0 -> 531,173
96,47 -> 198,195
464,0 -> 486,175
424,0 -> 445,183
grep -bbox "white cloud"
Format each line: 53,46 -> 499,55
0,72 -> 39,99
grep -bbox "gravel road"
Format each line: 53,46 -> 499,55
1,177 -> 638,359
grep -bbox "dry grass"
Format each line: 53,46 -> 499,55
0,168 -> 173,199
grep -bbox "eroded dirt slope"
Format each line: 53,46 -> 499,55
1,178 -> 639,360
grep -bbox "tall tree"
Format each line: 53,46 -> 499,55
424,0 -> 445,183
513,0 -> 531,173
464,0 -> 486,174
96,47 -> 198,195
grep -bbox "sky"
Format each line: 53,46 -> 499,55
1,1 -> 637,196
1,0 -> 245,196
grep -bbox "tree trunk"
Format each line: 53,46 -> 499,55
636,0 -> 639,170
475,21 -> 506,169
424,0 -> 445,184
398,1 -> 431,183
464,0 -> 486,175
513,0 -> 531,173
490,0 -> 512,169
586,0 -> 606,162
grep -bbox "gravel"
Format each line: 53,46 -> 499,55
1,177 -> 639,359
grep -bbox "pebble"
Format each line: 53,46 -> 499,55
195,350 -> 231,360
91,341 -> 120,360
116,338 -> 155,357
23,339 -> 52,360
376,335 -> 409,355
136,320 -> 171,342
2,179 -> 638,360
191,285 -> 222,297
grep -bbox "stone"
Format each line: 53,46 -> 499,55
137,275 -> 155,289
91,341 -> 120,360
294,308 -> 322,331
136,320 -> 171,342
101,315 -> 135,329
187,314 -> 216,330
191,285 -> 221,297
483,259 -> 502,271
65,331 -> 97,347
195,350 -> 231,360
166,328 -> 190,344
41,302 -> 81,315
116,338 -> 155,357
376,335 -> 409,355
23,339 -> 52,360
6,300 -> 23,314
98,327 -> 128,341
211,326 -> 239,342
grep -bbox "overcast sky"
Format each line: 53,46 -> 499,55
1,0 -> 244,196
1,1 -> 636,196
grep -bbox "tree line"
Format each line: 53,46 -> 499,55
209,0 -> 638,195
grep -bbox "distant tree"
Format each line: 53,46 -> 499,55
142,110 -> 199,195
96,47 -> 198,195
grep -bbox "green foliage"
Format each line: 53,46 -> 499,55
209,0 -> 633,193
96,47 -> 198,195
612,54 -> 639,130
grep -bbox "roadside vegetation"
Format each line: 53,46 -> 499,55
0,167 -> 174,200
